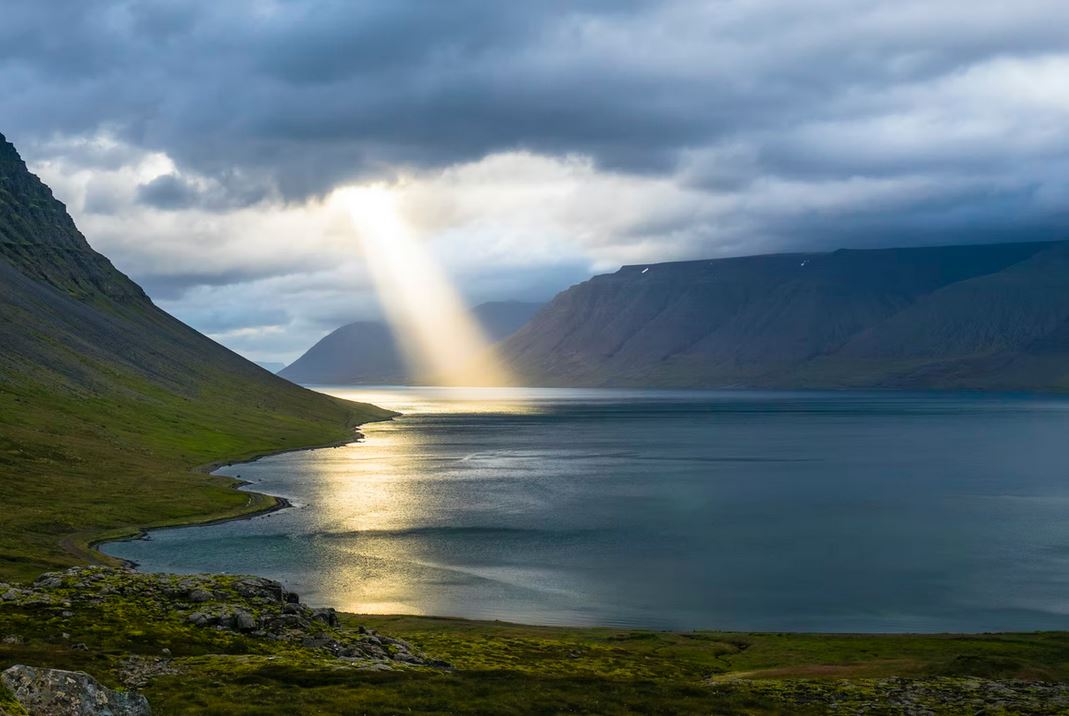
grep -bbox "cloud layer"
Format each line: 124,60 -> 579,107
4,0 -> 1069,361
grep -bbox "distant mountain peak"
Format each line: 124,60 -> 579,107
280,301 -> 544,385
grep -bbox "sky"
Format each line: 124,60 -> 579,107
3,0 -> 1069,363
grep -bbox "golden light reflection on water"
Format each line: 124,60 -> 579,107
323,385 -> 545,416
299,387 -> 550,614
307,422 -> 427,614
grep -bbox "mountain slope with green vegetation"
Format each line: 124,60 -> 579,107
0,131 -> 394,582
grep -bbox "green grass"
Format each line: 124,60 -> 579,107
357,615 -> 1069,682
0,369 -> 392,583
143,623 -> 1069,714
3,588 -> 1069,715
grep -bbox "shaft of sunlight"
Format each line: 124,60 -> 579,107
335,185 -> 511,386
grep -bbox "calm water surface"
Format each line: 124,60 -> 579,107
104,388 -> 1069,631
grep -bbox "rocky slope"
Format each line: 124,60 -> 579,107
280,300 -> 542,385
500,241 -> 1069,390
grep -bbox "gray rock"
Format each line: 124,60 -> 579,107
311,608 -> 339,627
234,577 -> 285,602
32,573 -> 63,589
186,612 -> 210,627
233,610 -> 256,632
187,589 -> 211,603
300,637 -> 343,655
268,614 -> 308,631
1,664 -> 151,715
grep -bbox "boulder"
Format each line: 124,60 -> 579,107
233,610 -> 257,632
1,665 -> 150,715
32,574 -> 63,590
311,608 -> 339,627
186,589 -> 212,603
186,612 -> 210,627
234,577 -> 285,602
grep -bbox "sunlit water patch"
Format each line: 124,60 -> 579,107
104,387 -> 1069,631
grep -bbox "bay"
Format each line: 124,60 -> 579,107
103,387 -> 1069,632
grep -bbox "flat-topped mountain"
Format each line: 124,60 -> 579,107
0,131 -> 392,578
499,241 -> 1069,390
280,300 -> 542,385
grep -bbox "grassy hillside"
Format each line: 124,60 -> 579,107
0,132 -> 394,582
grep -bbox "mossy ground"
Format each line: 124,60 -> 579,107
3,569 -> 1069,715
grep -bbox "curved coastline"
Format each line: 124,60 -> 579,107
82,423 -> 386,569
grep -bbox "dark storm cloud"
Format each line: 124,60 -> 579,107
3,0 -> 1069,315
135,171 -> 270,211
137,174 -> 199,210
137,269 -> 280,300
1,1 -> 1056,200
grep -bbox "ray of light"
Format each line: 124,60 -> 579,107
335,185 -> 511,386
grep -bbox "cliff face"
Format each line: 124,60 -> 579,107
0,135 -> 145,303
499,241 -> 1069,390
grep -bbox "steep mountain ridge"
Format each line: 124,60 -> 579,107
0,131 -> 392,579
0,136 -> 145,303
500,241 -> 1069,389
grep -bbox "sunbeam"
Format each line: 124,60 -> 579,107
335,185 -> 511,386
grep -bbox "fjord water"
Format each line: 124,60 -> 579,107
105,388 -> 1069,632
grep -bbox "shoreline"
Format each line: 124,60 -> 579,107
83,420 -> 391,569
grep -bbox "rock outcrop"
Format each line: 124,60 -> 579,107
1,665 -> 150,716
7,567 -> 447,669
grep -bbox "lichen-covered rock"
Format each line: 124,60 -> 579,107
1,665 -> 150,715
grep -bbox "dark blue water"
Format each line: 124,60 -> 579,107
103,387 -> 1069,631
